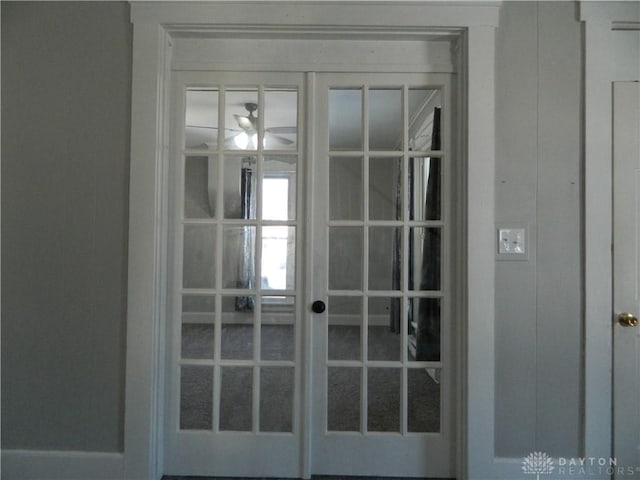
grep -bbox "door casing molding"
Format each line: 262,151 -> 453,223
125,3 -> 501,479
579,0 -> 640,466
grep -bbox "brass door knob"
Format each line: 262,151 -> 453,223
618,312 -> 639,327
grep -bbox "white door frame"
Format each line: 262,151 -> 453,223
580,0 -> 640,466
124,3 -> 501,479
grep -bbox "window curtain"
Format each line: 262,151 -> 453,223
415,106 -> 441,361
390,107 -> 441,360
235,164 -> 256,312
389,157 -> 403,333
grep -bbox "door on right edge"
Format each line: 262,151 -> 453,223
310,72 -> 457,478
613,81 -> 640,480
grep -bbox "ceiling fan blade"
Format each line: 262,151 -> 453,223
266,133 -> 294,145
186,125 -> 216,130
186,125 -> 245,135
266,126 -> 297,135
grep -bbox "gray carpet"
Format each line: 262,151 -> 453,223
180,324 -> 440,433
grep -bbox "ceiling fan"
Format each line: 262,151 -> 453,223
186,101 -> 296,149
233,102 -> 296,148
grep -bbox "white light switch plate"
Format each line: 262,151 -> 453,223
496,225 -> 528,260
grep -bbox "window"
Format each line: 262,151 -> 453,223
262,176 -> 290,290
261,174 -> 296,304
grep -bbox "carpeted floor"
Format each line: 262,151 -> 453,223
175,324 -> 443,478
180,324 -> 440,433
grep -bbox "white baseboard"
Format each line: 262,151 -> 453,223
1,449 -> 124,480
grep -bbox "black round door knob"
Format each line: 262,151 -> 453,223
311,300 -> 326,314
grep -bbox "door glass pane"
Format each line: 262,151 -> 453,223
261,226 -> 295,291
329,89 -> 362,150
261,298 -> 295,361
182,324 -> 215,360
182,294 -> 215,322
408,89 -> 442,151
263,156 -> 297,220
329,227 -> 363,290
408,368 -> 440,432
226,90 -> 259,151
369,89 -> 402,151
328,367 -> 361,431
328,296 -> 362,361
369,157 -> 402,220
330,156 -> 363,220
367,367 -> 400,432
260,367 -> 294,432
224,157 -> 257,219
185,156 -> 216,219
182,295 -> 216,359
185,89 -> 218,150
369,226 -> 401,291
264,89 -> 298,151
183,225 -> 215,289
409,156 -> 441,221
180,366 -> 213,430
408,297 -> 441,362
408,227 -> 441,291
219,366 -> 253,431
368,297 -> 400,361
221,295 -> 254,360
223,226 -> 256,289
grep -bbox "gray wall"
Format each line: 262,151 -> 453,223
1,0 -> 584,460
1,2 -> 131,452
495,1 -> 583,458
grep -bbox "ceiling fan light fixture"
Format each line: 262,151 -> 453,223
233,131 -> 258,150
234,132 -> 249,149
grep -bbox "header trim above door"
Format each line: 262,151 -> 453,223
131,1 -> 501,28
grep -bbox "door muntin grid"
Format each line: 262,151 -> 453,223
326,84 -> 447,435
177,83 -> 301,435
171,72 -> 453,478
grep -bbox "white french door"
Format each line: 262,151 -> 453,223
310,73 -> 455,477
164,71 -> 306,477
164,69 -> 455,478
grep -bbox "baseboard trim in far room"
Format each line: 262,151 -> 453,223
1,449 -> 124,480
